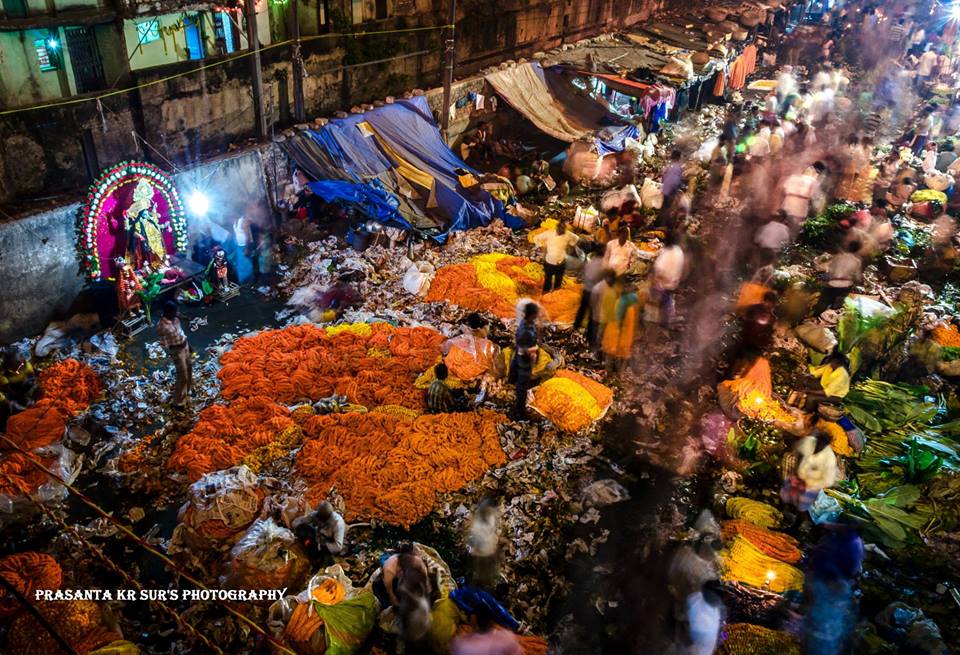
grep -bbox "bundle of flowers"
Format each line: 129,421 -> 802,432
725,497 -> 782,528
296,410 -> 506,527
4,359 -> 101,452
0,552 -> 62,618
717,623 -> 801,655
218,323 -> 444,409
719,358 -> 797,424
0,452 -> 57,497
6,599 -> 122,655
167,397 -> 296,481
529,370 -> 613,432
721,520 -> 802,564
932,322 -> 960,348
427,253 -> 582,321
38,358 -> 102,414
720,535 -> 804,593
3,400 -> 71,451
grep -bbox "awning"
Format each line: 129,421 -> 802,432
575,71 -> 654,99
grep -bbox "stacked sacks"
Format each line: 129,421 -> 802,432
529,370 -> 613,432
295,410 -> 506,528
169,466 -> 265,553
220,519 -> 310,594
270,564 -> 378,655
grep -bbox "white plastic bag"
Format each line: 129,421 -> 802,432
573,205 -> 600,232
402,261 -> 435,297
640,177 -> 664,210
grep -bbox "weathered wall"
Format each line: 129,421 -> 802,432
0,147 -> 270,343
0,202 -> 84,343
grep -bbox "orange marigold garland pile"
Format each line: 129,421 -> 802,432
0,452 -> 57,496
0,552 -> 63,618
167,397 -> 296,481
3,400 -> 71,450
218,323 -> 444,409
38,358 -> 103,414
296,410 -> 507,527
6,599 -> 121,655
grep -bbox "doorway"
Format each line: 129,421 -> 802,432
65,27 -> 105,93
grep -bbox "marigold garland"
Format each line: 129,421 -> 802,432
529,370 -> 613,432
932,323 -> 960,347
167,397 -> 296,481
721,535 -> 804,593
721,520 -> 802,564
7,599 -> 121,655
38,359 -> 103,414
295,410 -> 506,527
3,400 -> 71,451
725,497 -> 782,529
817,419 -> 853,457
0,452 -> 56,496
218,323 -> 444,410
718,623 -> 801,655
0,552 -> 63,618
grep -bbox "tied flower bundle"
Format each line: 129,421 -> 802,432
721,520 -> 802,564
218,323 -> 444,410
296,410 -> 506,527
0,552 -> 62,618
932,322 -> 960,348
0,452 -> 56,497
167,397 -> 297,480
7,599 -> 121,655
4,358 -> 101,452
721,535 -> 804,593
717,623 -> 801,655
725,497 -> 782,529
529,370 -> 613,432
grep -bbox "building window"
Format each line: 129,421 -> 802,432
34,33 -> 61,71
351,0 -> 362,24
136,19 -> 160,44
65,26 -> 106,93
375,0 -> 387,20
2,0 -> 27,19
183,13 -> 205,60
214,12 -> 236,54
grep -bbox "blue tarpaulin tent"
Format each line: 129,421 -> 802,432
305,178 -> 411,231
288,96 -> 522,242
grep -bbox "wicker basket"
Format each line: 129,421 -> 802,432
692,51 -> 711,65
732,28 -> 749,40
740,12 -> 762,27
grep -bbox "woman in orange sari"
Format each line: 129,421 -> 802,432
601,284 -> 640,374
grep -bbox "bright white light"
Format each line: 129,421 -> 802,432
952,4 -> 960,20
46,37 -> 59,50
186,191 -> 210,217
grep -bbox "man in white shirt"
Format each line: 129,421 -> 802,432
602,225 -> 640,276
917,48 -> 939,86
781,163 -> 824,228
533,221 -> 579,292
755,213 -> 791,265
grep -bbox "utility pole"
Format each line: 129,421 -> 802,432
439,0 -> 456,141
289,0 -> 305,122
245,0 -> 267,139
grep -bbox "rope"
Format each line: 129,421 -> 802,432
0,433 -> 296,655
0,24 -> 454,117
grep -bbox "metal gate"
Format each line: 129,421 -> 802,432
65,27 -> 105,94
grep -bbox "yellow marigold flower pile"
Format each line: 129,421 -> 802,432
932,322 -> 960,347
721,520 -> 802,564
425,252 -> 580,322
529,370 -> 613,432
720,535 -> 804,593
817,419 -> 853,457
7,599 -> 121,655
725,497 -> 782,529
295,410 -> 506,527
717,623 -> 801,655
